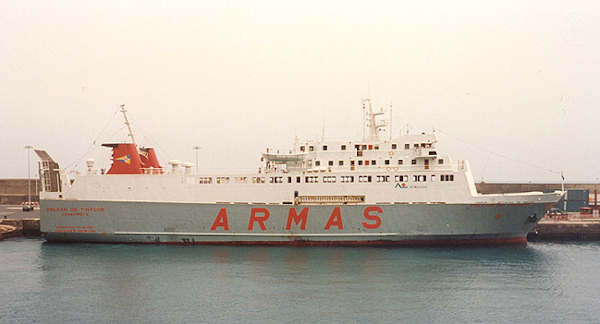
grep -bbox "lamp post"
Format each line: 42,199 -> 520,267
23,145 -> 33,212
192,146 -> 202,174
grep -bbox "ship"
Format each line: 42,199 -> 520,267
36,101 -> 563,245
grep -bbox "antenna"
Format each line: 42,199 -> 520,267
363,98 -> 385,141
120,104 -> 137,147
367,60 -> 371,99
322,110 -> 325,142
389,102 -> 393,140
362,100 -> 366,141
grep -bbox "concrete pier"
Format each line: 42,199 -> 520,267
0,204 -> 41,241
528,218 -> 600,241
0,218 -> 40,240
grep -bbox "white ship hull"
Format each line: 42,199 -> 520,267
41,197 -> 558,245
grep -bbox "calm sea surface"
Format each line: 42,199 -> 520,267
1,238 -> 599,324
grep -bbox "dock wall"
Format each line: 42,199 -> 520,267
0,179 -> 40,205
528,220 -> 600,241
0,218 -> 41,239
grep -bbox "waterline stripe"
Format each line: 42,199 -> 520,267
114,231 -> 399,237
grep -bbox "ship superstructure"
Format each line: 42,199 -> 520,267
36,101 -> 563,245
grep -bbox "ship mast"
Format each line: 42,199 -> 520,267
120,104 -> 138,147
363,98 -> 386,141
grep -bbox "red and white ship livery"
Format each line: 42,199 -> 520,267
37,101 -> 563,245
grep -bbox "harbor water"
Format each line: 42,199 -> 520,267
1,238 -> 600,323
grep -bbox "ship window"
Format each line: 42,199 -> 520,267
338,160 -> 344,166
377,175 -> 390,182
405,143 -> 410,149
357,150 -> 363,157
392,144 -> 397,149
359,175 -> 372,183
309,146 -> 314,151
365,160 -> 370,166
270,177 -> 283,183
217,177 -> 230,184
371,160 -> 376,165
398,160 -> 403,165
315,161 -> 321,166
385,160 -> 390,165
252,177 -> 265,183
362,145 -> 367,150
411,159 -> 417,165
368,145 -> 373,150
441,175 -> 454,181
442,175 -> 454,181
431,175 -> 436,182
421,143 -> 427,148
374,145 -> 379,150
413,175 -> 427,182
328,161 -> 334,166
414,143 -> 419,149
395,175 -> 408,182
341,145 -> 346,150
439,159 -> 444,164
323,176 -> 336,183
199,177 -> 212,184
300,146 -> 305,152
305,176 -> 319,183
323,145 -> 328,151
358,161 -> 363,166
296,176 -> 301,183
288,177 -> 292,183
341,175 -> 354,183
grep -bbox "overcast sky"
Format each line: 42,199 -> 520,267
1,0 -> 599,182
